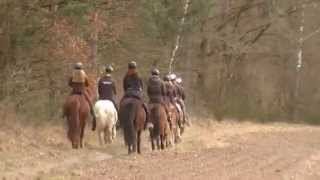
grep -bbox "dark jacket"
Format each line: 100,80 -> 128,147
147,75 -> 165,103
98,75 -> 117,100
123,71 -> 143,98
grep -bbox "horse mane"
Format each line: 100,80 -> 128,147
85,77 -> 97,102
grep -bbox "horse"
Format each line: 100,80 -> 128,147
63,79 -> 96,149
166,101 -> 181,144
119,97 -> 146,154
94,100 -> 118,145
148,103 -> 170,150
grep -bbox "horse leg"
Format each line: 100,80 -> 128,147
108,125 -> 114,143
72,142 -> 78,149
151,139 -> 155,151
107,126 -> 113,143
98,130 -> 104,146
104,127 -> 109,144
156,136 -> 161,150
112,125 -> 117,140
176,127 -> 182,144
128,145 -> 132,154
137,130 -> 142,154
149,129 -> 155,151
160,135 -> 165,150
166,134 -> 171,147
80,123 -> 86,148
133,143 -> 137,154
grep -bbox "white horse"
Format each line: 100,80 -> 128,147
94,100 -> 118,145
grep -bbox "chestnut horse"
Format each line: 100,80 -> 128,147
166,102 -> 181,144
148,103 -> 170,150
119,97 -> 146,154
63,79 -> 96,149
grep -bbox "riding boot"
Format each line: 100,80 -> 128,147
142,103 -> 151,129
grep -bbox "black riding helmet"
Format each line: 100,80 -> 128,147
128,61 -> 137,69
105,65 -> 114,73
151,68 -> 160,76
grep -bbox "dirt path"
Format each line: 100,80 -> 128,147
1,120 -> 320,180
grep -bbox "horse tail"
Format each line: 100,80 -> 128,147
66,97 -> 81,143
150,105 -> 161,137
114,105 -> 118,126
120,101 -> 137,146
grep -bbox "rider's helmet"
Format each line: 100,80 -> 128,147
163,74 -> 170,81
170,73 -> 177,81
151,68 -> 160,76
105,65 -> 114,73
176,77 -> 182,84
74,62 -> 83,70
128,61 -> 137,69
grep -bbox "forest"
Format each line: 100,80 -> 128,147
1,0 -> 320,123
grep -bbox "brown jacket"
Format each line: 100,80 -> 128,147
68,77 -> 89,94
69,69 -> 89,94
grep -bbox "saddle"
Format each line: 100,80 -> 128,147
124,89 -> 142,100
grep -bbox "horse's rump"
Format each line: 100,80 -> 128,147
120,97 -> 146,146
119,98 -> 138,146
166,102 -> 178,128
63,95 -> 82,143
94,100 -> 117,129
149,103 -> 167,137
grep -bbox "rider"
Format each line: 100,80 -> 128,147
175,77 -> 188,125
97,64 -> 118,112
147,68 -> 170,121
68,62 -> 96,131
163,74 -> 176,104
122,61 -> 150,129
147,68 -> 164,103
170,73 -> 186,127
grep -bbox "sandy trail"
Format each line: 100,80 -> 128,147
1,120 -> 320,180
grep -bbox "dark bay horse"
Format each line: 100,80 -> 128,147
148,103 -> 170,150
63,79 -> 96,149
119,97 -> 146,154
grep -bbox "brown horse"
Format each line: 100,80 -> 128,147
63,80 -> 96,149
119,97 -> 146,154
148,103 -> 170,150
